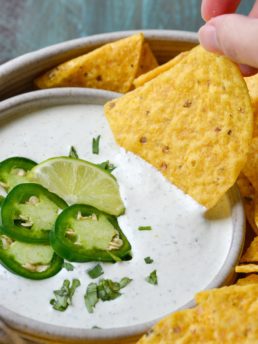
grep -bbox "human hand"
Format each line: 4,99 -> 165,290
198,0 -> 258,75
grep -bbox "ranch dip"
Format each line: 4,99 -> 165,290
0,104 -> 232,329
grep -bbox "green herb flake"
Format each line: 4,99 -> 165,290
92,135 -> 101,154
84,277 -> 132,313
97,160 -> 116,173
87,264 -> 104,279
146,270 -> 158,285
62,262 -> 74,271
50,279 -> 81,312
84,282 -> 98,313
138,226 -> 152,231
144,256 -> 154,264
69,146 -> 79,159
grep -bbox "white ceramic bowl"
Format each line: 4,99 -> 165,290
0,31 -> 245,344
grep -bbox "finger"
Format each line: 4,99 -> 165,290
201,0 -> 241,21
239,64 -> 258,77
198,14 -> 258,69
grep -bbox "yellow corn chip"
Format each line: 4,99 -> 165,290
138,284 -> 258,343
35,34 -> 144,93
135,42 -> 158,78
241,236 -> 258,263
243,137 -> 258,191
105,45 -> 253,209
236,274 -> 258,286
133,51 -> 188,88
235,264 -> 258,273
245,73 -> 258,136
237,173 -> 258,234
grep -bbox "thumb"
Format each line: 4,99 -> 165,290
198,14 -> 258,70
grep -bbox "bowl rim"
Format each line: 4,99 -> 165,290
0,88 -> 245,342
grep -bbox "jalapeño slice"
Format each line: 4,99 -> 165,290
0,227 -> 63,280
1,183 -> 68,244
51,204 -> 132,262
0,157 -> 37,191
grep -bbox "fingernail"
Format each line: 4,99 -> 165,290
198,24 -> 220,53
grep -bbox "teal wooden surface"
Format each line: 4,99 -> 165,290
0,0 -> 255,64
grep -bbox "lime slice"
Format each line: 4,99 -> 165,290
29,157 -> 125,216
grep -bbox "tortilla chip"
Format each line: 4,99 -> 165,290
235,264 -> 258,273
245,73 -> 258,136
35,34 -> 144,93
243,137 -> 258,191
241,236 -> 258,263
105,45 -> 253,209
133,51 -> 188,88
135,42 -> 158,78
236,274 -> 258,286
138,284 -> 258,343
237,173 -> 258,234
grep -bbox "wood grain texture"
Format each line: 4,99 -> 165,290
0,0 -> 255,64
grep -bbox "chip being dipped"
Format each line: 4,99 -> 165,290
105,45 -> 253,209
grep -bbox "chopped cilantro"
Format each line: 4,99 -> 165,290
62,262 -> 74,271
69,146 -> 79,159
144,256 -> 154,264
138,226 -> 152,231
92,135 -> 101,154
146,270 -> 158,285
97,160 -> 116,173
84,282 -> 98,313
87,264 -> 104,279
50,279 -> 80,311
84,277 -> 132,313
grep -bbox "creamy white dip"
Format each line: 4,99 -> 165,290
0,104 -> 232,329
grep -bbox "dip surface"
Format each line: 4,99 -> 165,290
0,104 -> 232,328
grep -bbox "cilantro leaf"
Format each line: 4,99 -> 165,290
144,256 -> 154,264
69,146 -> 79,159
92,135 -> 101,154
138,226 -> 152,231
97,160 -> 116,173
50,279 -> 80,311
62,262 -> 74,271
87,264 -> 104,279
146,270 -> 158,285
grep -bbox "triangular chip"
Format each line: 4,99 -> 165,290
135,42 -> 158,78
138,284 -> 258,343
35,34 -> 144,93
105,46 -> 253,208
133,51 -> 188,88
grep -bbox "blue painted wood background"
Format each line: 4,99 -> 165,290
0,0 -> 254,64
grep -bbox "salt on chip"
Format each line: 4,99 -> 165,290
105,45 -> 253,209
35,34 -> 145,93
237,173 -> 258,234
236,274 -> 258,286
133,51 -> 188,88
245,73 -> 258,136
138,284 -> 258,343
235,264 -> 258,273
135,42 -> 158,78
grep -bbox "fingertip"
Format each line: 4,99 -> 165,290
198,24 -> 221,53
238,64 -> 258,76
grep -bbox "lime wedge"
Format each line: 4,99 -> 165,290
29,157 -> 125,216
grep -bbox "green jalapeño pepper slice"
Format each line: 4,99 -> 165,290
0,157 -> 37,191
0,227 -> 63,280
1,183 -> 68,244
51,204 -> 132,262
